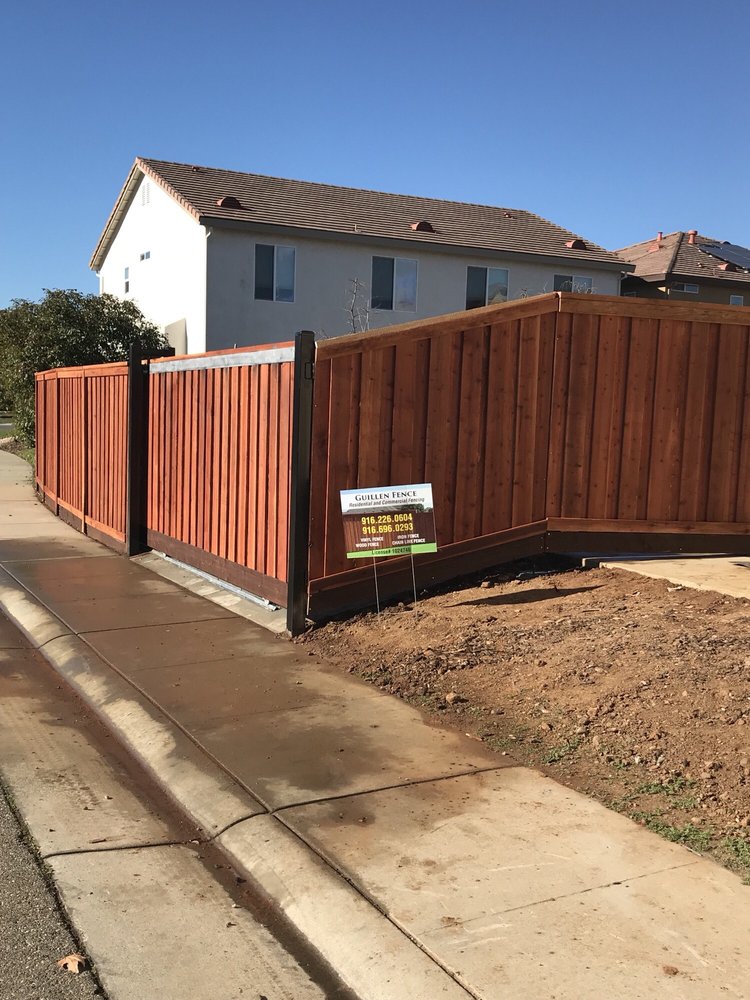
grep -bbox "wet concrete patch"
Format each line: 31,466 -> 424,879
191,693 -> 502,809
83,617 -> 291,673
0,536 -> 113,561
0,615 -> 31,648
4,554 -> 181,603
0,641 -> 183,855
128,653 -> 365,728
41,632 -> 267,833
280,768 -> 693,915
52,592 -> 236,633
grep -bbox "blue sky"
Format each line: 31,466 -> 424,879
1,0 -> 748,307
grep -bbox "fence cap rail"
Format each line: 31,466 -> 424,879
36,361 -> 129,380
559,292 -> 750,325
149,340 -> 293,365
316,293 -> 559,360
317,291 -> 750,361
149,345 -> 294,373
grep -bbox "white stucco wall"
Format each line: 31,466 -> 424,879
205,227 -> 622,350
96,175 -> 207,353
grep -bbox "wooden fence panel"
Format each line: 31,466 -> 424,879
548,299 -> 750,533
308,299 -> 559,614
34,364 -> 128,548
84,370 -> 128,540
145,346 -> 294,606
308,294 -> 750,619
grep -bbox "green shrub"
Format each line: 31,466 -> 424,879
0,290 -> 167,444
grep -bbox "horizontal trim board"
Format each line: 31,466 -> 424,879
149,341 -> 294,365
547,517 -> 750,536
308,522 -> 547,620
558,293 -> 750,326
39,489 -> 57,512
36,363 -> 128,379
146,530 -> 288,607
56,504 -> 83,534
84,515 -> 125,543
151,347 -> 294,373
548,530 -> 750,557
57,498 -> 83,519
84,521 -> 126,554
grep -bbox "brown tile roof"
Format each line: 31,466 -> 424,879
90,157 -> 628,271
616,231 -> 750,286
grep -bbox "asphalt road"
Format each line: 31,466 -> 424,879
0,782 -> 104,1000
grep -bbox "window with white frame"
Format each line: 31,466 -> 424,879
140,251 -> 151,261
466,266 -> 509,309
554,274 -> 594,293
730,294 -> 744,306
254,244 -> 295,302
671,282 -> 699,293
124,267 -> 130,293
371,256 -> 417,311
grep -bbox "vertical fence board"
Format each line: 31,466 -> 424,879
707,325 -> 749,522
453,326 -> 489,541
646,321 -> 691,521
481,322 -> 516,534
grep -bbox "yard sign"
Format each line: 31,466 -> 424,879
340,484 -> 438,558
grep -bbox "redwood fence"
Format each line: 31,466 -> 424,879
144,345 -> 295,606
35,294 -> 750,631
36,362 -> 129,547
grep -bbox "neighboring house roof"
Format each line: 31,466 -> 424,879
90,157 -> 629,272
616,231 -> 750,286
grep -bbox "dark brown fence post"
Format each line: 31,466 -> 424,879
126,344 -> 174,556
286,330 -> 316,636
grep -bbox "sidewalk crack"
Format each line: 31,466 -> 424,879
422,860 -> 701,934
43,838 -> 197,861
271,765 -> 511,814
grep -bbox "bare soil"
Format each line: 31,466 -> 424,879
300,557 -> 750,881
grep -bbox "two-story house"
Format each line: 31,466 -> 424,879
616,231 -> 750,306
91,158 -> 631,353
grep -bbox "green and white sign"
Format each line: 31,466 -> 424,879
340,484 -> 438,559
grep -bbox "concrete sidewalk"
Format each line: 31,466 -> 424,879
1,451 -> 749,1000
593,554 -> 750,600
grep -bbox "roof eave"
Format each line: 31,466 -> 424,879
626,270 -> 750,288
623,271 -> 668,283
89,161 -> 142,272
198,215 -> 632,273
89,157 -> 202,272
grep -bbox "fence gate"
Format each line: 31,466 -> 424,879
143,344 -> 296,606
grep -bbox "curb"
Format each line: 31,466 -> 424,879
0,568 -> 472,1000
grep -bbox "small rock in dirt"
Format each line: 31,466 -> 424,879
480,580 -> 493,589
662,965 -> 679,977
445,691 -> 464,705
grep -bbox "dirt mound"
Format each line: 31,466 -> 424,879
300,561 -> 750,880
